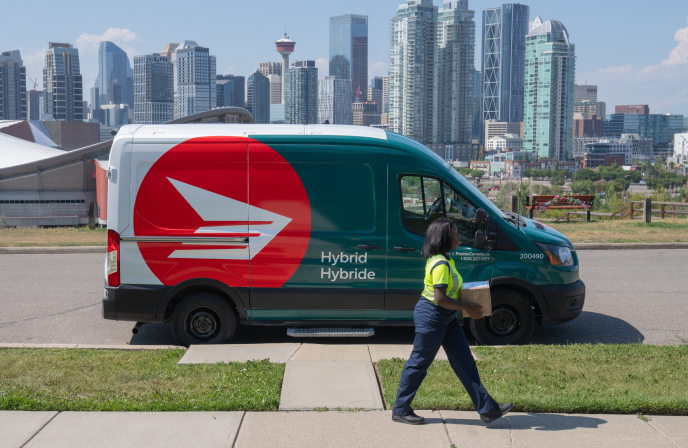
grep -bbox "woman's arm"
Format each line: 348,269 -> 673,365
434,287 -> 484,320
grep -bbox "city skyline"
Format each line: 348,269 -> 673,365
4,0 -> 687,116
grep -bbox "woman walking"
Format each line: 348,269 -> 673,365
392,218 -> 512,425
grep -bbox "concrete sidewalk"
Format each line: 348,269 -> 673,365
3,410 -> 685,447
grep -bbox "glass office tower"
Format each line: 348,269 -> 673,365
43,42 -> 83,121
133,53 -> 174,124
522,17 -> 576,161
472,70 -> 482,141
329,14 -> 368,102
285,60 -> 318,125
247,70 -> 270,124
0,50 -> 27,120
480,3 -> 529,143
97,42 -> 132,109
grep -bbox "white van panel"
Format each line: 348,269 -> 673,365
132,124 -> 306,144
107,133 -> 135,234
305,125 -> 387,140
120,241 -> 162,285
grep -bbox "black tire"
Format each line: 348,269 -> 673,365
469,289 -> 535,345
170,292 -> 236,347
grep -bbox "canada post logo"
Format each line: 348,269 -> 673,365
133,136 -> 311,288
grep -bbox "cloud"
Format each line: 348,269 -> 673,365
19,49 -> 47,84
223,66 -> 236,75
369,61 -> 388,78
662,17 -> 688,67
76,28 -> 141,57
579,20 -> 688,115
315,58 -> 329,79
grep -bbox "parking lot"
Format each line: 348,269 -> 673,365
1,250 -> 686,346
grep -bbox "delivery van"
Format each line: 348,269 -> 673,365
103,124 -> 585,346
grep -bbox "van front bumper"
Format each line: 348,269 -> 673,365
536,280 -> 585,326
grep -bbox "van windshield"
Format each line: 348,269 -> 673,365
446,168 -> 504,218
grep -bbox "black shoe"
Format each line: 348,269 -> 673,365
480,402 -> 514,425
392,412 -> 426,425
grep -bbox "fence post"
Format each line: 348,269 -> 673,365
587,209 -> 591,222
566,212 -> 570,222
643,198 -> 652,223
630,203 -> 634,220
661,204 -> 665,220
88,200 -> 95,230
673,205 -> 676,219
511,195 -> 518,213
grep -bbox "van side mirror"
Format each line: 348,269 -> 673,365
474,230 -> 487,249
475,208 -> 487,224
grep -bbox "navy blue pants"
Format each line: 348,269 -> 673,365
392,299 -> 500,416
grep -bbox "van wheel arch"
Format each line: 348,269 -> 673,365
157,279 -> 249,323
490,277 -> 545,324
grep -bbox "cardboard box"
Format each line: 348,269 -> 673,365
460,281 -> 492,318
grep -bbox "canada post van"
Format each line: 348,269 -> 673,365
103,124 -> 585,346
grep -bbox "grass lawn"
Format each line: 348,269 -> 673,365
376,344 -> 688,415
0,227 -> 106,247
0,349 -> 284,412
545,219 -> 688,244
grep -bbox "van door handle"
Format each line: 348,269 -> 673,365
394,246 -> 417,252
358,244 -> 380,250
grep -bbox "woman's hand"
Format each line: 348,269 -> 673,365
434,287 -> 484,319
462,302 -> 484,320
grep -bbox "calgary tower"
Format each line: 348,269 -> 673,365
275,33 -> 295,104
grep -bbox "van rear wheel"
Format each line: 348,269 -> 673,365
171,292 -> 236,347
468,289 -> 535,345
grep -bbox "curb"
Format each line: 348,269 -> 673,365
0,343 -> 185,350
0,246 -> 106,254
575,242 -> 688,250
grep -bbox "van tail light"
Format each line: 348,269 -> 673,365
107,230 -> 120,287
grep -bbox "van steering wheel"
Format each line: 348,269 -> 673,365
425,197 -> 442,220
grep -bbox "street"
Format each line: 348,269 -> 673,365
0,250 -> 686,346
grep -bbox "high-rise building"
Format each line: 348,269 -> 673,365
523,17 -> 576,161
433,1 -> 475,145
319,75 -> 353,124
96,42 -> 133,113
247,70 -> 270,124
330,14 -> 368,102
259,62 -> 283,104
389,0 -> 437,143
27,90 -> 44,120
160,43 -> 180,117
353,102 -> 381,126
381,75 -> 390,114
603,113 -> 684,159
175,40 -> 216,118
370,76 -> 383,91
368,86 -> 382,114
43,43 -> 83,121
0,50 -> 26,120
574,101 -> 606,120
259,62 -> 282,77
285,60 -> 318,125
615,104 -> 649,115
573,114 -> 603,138
472,70 -> 482,141
133,53 -> 174,124
216,74 -> 245,108
484,119 -> 522,142
574,84 -> 597,102
480,3 -> 530,144
275,34 -> 296,104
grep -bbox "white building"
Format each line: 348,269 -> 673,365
486,133 -> 523,151
574,134 -> 654,162
671,133 -> 688,167
175,41 -> 216,119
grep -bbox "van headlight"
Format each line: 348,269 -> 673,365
534,242 -> 573,266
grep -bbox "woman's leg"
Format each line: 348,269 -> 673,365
392,331 -> 443,415
442,318 -> 500,415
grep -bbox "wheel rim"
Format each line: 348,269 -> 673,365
184,307 -> 222,343
486,305 -> 521,339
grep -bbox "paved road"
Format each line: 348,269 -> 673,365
0,250 -> 686,346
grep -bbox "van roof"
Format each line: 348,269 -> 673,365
125,124 -> 388,141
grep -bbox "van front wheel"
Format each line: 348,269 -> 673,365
171,292 -> 236,347
468,289 -> 535,345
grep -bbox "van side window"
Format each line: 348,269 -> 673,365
400,176 -> 484,245
400,176 -> 444,236
443,183 -> 483,244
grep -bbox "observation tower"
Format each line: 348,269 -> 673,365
275,33 -> 296,103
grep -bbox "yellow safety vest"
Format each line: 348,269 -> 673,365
421,254 -> 463,304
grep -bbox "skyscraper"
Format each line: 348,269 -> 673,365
0,50 -> 26,120
175,40 -> 216,118
27,90 -> 44,120
330,14 -> 368,102
433,1 -> 476,145
259,62 -> 282,104
285,60 -> 318,125
216,74 -> 245,109
275,34 -> 296,104
574,84 -> 597,102
381,75 -> 390,114
247,70 -> 270,124
133,53 -> 174,124
43,42 -> 83,121
96,42 -> 133,109
160,43 -> 179,117
389,0 -> 437,143
523,17 -> 576,161
472,70 -> 482,141
480,4 -> 530,143
318,75 -> 353,124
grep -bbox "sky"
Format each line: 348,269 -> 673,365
4,0 -> 688,115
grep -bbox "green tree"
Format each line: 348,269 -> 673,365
550,171 -> 566,187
